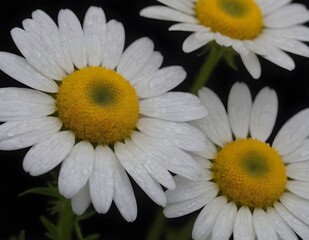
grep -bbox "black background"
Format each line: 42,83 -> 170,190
0,0 -> 309,239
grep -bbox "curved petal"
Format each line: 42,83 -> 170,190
250,87 -> 278,142
286,161 -> 309,181
286,181 -> 309,200
240,51 -> 261,79
0,52 -> 58,93
134,66 -> 186,98
101,20 -> 125,70
58,141 -> 94,199
23,131 -> 74,176
182,32 -> 214,53
137,118 -> 206,151
280,192 -> 309,225
71,183 -> 91,216
263,26 -> 309,42
117,37 -> 154,80
233,206 -> 255,240
273,108 -> 309,156
212,202 -> 237,240
253,208 -> 278,240
192,196 -> 227,240
140,6 -> 198,24
58,9 -> 87,69
0,117 -> 62,150
140,92 -> 207,122
131,132 -> 202,180
169,23 -> 209,32
156,0 -> 195,14
89,145 -> 114,214
266,207 -> 298,240
274,202 -> 309,240
0,87 -> 56,121
283,139 -> 309,163
133,51 -> 163,80
227,82 -> 252,139
196,87 -> 232,147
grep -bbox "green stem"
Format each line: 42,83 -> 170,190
190,46 -> 225,95
56,199 -> 77,240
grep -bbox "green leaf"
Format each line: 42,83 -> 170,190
146,210 -> 166,240
223,49 -> 238,71
40,215 -> 57,239
19,187 -> 60,199
84,234 -> 100,240
17,230 -> 26,240
77,210 -> 96,221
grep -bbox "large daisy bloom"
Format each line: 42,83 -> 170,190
164,82 -> 309,239
140,0 -> 309,79
0,6 -> 208,221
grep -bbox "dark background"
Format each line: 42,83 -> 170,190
0,0 -> 309,239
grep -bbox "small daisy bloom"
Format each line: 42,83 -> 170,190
164,82 -> 309,239
140,0 -> 309,79
0,6 -> 208,221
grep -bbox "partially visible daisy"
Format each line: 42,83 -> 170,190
164,82 -> 309,239
0,6 -> 208,221
140,0 -> 309,78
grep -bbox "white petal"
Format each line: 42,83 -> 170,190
286,181 -> 309,200
261,33 -> 309,57
163,190 -> 217,218
274,202 -> 309,240
11,28 -> 66,80
240,51 -> 261,79
257,0 -> 291,16
131,132 -> 202,180
169,23 -> 209,32
58,141 -> 94,199
0,53 -> 58,93
250,87 -> 278,142
89,145 -> 114,214
284,139 -> 309,163
212,202 -> 237,240
23,131 -> 74,176
112,154 -> 137,222
32,10 -> 74,74
101,20 -> 125,69
273,109 -> 309,156
85,34 -> 103,67
125,139 -> 175,190
22,18 -> 41,43
286,161 -> 309,181
280,192 -> 309,225
115,141 -> 167,207
192,135 -> 217,160
71,183 -> 91,216
195,87 -> 232,147
263,26 -> 309,42
191,155 -> 213,169
58,9 -> 87,69
253,208 -> 278,240
156,0 -> 195,14
234,206 -> 255,240
140,6 -> 198,24
137,118 -> 206,151
182,32 -> 214,53
140,92 -> 207,122
134,66 -> 186,98
266,207 -> 298,240
117,38 -> 154,80
245,40 -> 295,71
83,6 -> 106,35
213,32 -> 234,47
192,196 -> 227,240
166,180 -> 217,203
227,82 -> 252,139
0,88 -> 56,121
133,51 -> 163,80
0,117 -> 62,150
264,4 -> 309,28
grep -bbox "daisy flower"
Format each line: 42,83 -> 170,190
164,82 -> 309,239
140,0 -> 309,79
0,6 -> 208,221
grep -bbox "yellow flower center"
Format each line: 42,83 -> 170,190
195,0 -> 263,40
56,66 -> 139,145
212,139 -> 287,208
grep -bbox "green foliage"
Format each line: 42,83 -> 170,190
8,230 -> 26,240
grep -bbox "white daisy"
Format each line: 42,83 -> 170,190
0,6 -> 208,221
164,82 -> 309,239
140,0 -> 309,79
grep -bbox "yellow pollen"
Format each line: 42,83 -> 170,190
195,0 -> 263,40
56,66 -> 139,145
212,139 -> 287,208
